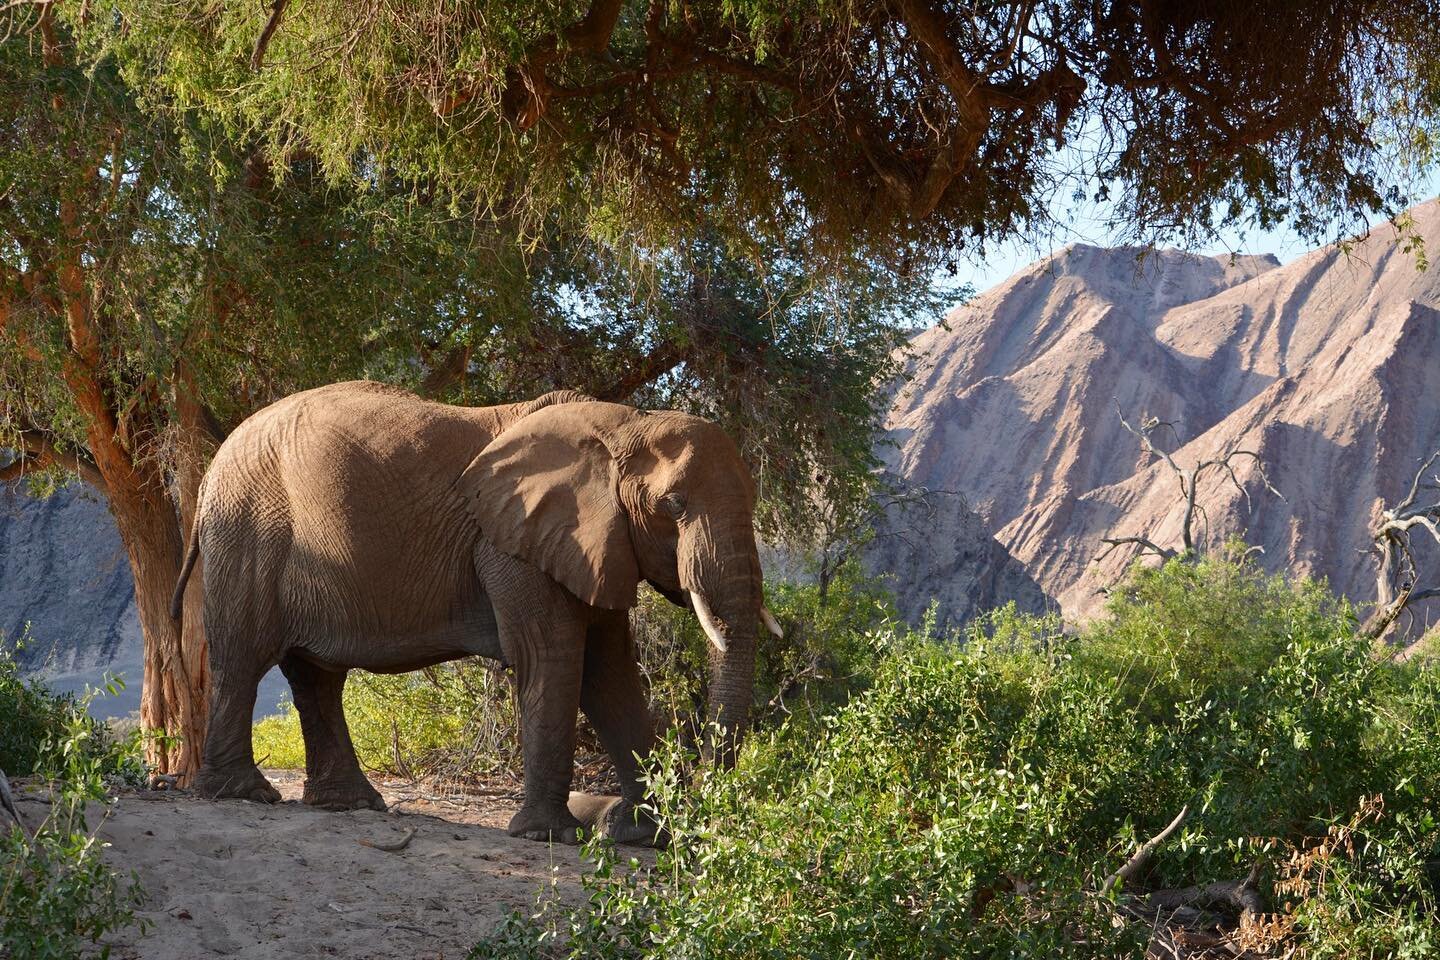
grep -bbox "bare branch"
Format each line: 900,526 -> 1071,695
1397,451 -> 1440,514
1114,399 -> 1185,491
1364,450 -> 1440,642
1107,401 -> 1283,566
1095,535 -> 1177,565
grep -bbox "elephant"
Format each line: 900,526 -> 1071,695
169,380 -> 782,844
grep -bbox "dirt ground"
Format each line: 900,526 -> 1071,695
11,770 -> 639,960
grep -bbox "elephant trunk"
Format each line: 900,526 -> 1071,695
705,625 -> 756,766
679,521 -> 765,766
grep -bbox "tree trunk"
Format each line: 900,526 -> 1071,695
102,457 -> 207,781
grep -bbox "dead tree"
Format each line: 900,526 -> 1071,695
1096,401 -> 1282,567
1363,451 -> 1440,647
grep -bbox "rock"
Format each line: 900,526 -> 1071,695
0,482 -> 141,678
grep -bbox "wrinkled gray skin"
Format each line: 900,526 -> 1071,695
176,381 -> 770,844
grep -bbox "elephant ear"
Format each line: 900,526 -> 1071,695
460,402 -> 640,610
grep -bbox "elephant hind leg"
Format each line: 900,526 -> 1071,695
193,649 -> 280,804
279,654 -> 385,812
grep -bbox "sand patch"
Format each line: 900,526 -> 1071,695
11,771 -> 637,959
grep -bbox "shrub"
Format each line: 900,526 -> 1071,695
253,658 -> 521,780
1,654 -> 147,959
472,554 -> 1440,959
1,630 -> 80,776
0,635 -> 145,783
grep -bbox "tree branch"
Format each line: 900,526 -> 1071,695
1096,535 -> 1177,564
594,338 -> 685,402
1365,450 -> 1440,642
1102,805 -> 1190,895
442,0 -> 625,124
2,429 -> 104,489
250,0 -> 288,70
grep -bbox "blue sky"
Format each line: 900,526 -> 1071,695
946,167 -> 1440,299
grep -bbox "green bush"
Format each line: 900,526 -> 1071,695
1,631 -> 81,776
1,650 -> 148,959
472,554 -> 1440,959
1,635 -> 145,783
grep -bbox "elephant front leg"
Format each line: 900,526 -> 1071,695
279,654 -> 385,811
574,613 -> 663,845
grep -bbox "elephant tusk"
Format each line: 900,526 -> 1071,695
689,591 -> 729,654
760,605 -> 784,640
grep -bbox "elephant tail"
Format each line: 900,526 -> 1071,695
170,516 -> 202,620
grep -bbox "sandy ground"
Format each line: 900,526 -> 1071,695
11,771 -> 641,959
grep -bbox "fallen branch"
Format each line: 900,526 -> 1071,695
1102,805 -> 1190,895
1143,863 -> 1265,925
0,768 -> 28,837
358,827 -> 417,853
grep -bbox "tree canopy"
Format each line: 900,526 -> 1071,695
88,0 -> 1440,270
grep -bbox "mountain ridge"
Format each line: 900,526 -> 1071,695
881,199 -> 1440,625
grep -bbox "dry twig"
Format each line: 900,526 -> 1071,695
358,827 -> 417,853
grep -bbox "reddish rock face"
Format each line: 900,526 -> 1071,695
881,199 -> 1440,625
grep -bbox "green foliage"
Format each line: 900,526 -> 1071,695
473,555 -> 1440,959
3,11 -> 939,558
0,632 -> 75,777
254,659 -> 520,780
1,657 -> 148,959
85,0 -> 1440,272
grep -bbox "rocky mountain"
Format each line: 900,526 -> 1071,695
1,483 -> 141,674
881,198 -> 1440,625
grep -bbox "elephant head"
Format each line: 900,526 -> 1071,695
459,401 -> 781,755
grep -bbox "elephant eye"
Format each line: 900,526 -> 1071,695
659,492 -> 687,519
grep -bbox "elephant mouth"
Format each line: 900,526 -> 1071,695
689,590 -> 783,653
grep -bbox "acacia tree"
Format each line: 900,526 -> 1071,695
3,3 -> 936,779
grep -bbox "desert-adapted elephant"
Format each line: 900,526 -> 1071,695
170,380 -> 781,844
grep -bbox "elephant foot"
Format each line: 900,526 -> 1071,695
192,765 -> 282,804
568,793 -> 666,847
508,803 -> 583,844
302,776 -> 387,812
